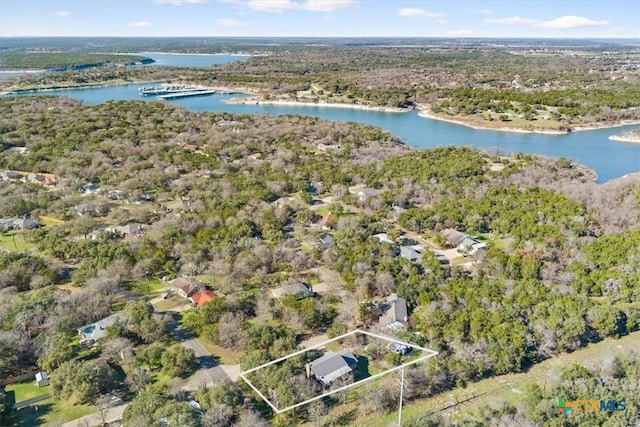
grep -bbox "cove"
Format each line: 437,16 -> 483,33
11,83 -> 640,183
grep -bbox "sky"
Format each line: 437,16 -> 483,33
0,0 -> 638,38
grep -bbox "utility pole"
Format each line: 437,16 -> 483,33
398,365 -> 406,427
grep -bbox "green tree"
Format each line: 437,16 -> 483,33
160,344 -> 196,378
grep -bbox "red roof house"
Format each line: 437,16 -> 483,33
190,289 -> 218,307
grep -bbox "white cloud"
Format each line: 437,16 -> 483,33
398,8 -> 444,18
477,9 -> 492,15
485,16 -> 538,25
304,0 -> 355,12
536,16 -> 608,29
246,0 -> 297,12
154,0 -> 207,5
216,18 -> 248,26
242,0 -> 355,13
131,21 -> 152,27
486,15 -> 608,30
53,11 -> 70,17
445,29 -> 490,36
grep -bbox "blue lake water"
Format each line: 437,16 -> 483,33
6,53 -> 640,183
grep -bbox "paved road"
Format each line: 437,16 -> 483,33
61,402 -> 128,427
56,299 -> 239,426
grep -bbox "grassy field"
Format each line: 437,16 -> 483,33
154,294 -> 187,311
200,340 -> 244,365
11,397 -> 96,427
0,231 -> 37,251
5,381 -> 49,402
129,278 -> 167,298
351,330 -> 640,426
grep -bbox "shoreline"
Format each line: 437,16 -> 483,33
609,135 -> 640,144
417,106 -> 640,135
2,81 -> 639,135
226,97 -> 411,113
417,109 -> 567,135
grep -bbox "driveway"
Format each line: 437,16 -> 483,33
61,402 -> 128,427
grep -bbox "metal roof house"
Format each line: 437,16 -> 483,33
379,294 -> 409,330
399,246 -> 420,261
78,313 -> 126,343
356,188 -> 379,201
441,228 -> 487,256
305,351 -> 358,388
272,283 -> 314,299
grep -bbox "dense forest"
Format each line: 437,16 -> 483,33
1,96 -> 639,425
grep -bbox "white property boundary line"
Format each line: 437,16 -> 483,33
239,329 -> 438,414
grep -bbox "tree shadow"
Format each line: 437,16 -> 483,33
196,354 -> 220,370
354,356 -> 370,382
11,402 -> 53,427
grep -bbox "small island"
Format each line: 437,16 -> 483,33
609,128 -> 640,143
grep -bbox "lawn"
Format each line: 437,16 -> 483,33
129,278 -> 167,298
12,397 -> 95,427
353,329 -> 640,426
199,340 -> 244,365
154,294 -> 187,311
0,231 -> 37,251
5,381 -> 49,402
316,205 -> 332,215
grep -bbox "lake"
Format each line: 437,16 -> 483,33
6,53 -> 640,183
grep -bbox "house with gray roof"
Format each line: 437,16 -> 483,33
379,294 -> 409,330
441,228 -> 487,256
399,246 -> 420,261
315,233 -> 334,251
356,188 -> 378,202
272,283 -> 314,299
78,313 -> 126,343
305,351 -> 358,388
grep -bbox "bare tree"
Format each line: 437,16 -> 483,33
95,394 -> 112,427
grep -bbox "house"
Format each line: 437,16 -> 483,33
6,146 -> 30,155
35,372 -> 49,387
26,173 -> 46,184
272,196 -> 295,209
78,313 -> 126,343
317,143 -> 341,152
389,342 -> 410,355
378,294 -> 409,330
0,218 -> 14,232
169,277 -> 202,298
190,289 -> 218,307
305,351 -> 358,388
356,188 -> 378,201
272,283 -> 314,299
1,170 -> 23,181
373,233 -> 394,244
315,233 -> 334,250
399,246 -> 420,261
82,183 -> 101,194
319,213 -> 336,229
441,228 -> 487,256
12,218 -> 40,230
111,223 -> 146,238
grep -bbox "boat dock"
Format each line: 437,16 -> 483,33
156,90 -> 218,100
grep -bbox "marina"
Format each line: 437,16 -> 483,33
157,90 -> 218,99
138,84 -> 202,96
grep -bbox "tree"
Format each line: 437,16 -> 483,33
95,394 -> 112,427
161,344 -> 196,378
